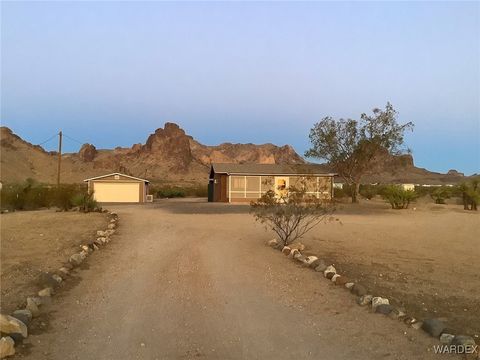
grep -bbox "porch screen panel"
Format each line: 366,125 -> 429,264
231,176 -> 245,193
318,177 -> 332,199
246,176 -> 261,198
304,177 -> 318,192
261,176 -> 274,192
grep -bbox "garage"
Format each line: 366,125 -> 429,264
83,173 -> 150,203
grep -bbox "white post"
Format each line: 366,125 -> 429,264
244,176 -> 247,198
316,177 -> 319,199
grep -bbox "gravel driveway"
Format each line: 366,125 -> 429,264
21,199 -> 454,359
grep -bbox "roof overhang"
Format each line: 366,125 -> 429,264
83,172 -> 149,183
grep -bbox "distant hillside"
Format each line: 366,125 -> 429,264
0,123 -> 470,185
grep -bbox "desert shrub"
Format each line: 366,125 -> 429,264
430,186 -> 452,204
457,178 -> 479,211
1,182 -> 88,211
250,182 -> 334,247
72,192 -> 100,212
381,185 -> 417,209
156,187 -> 185,198
359,184 -> 377,200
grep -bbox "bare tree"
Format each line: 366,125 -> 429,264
250,181 -> 334,247
305,103 -> 413,203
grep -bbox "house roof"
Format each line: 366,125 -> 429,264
211,163 -> 335,176
83,172 -> 149,183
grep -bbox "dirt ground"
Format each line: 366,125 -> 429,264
7,199 -> 473,359
300,199 -> 479,338
0,210 -> 108,314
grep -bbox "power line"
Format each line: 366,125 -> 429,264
63,133 -> 88,145
37,133 -> 58,146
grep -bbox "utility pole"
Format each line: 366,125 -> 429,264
57,130 -> 62,186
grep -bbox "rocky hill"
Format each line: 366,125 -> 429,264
0,123 -> 470,185
0,123 -> 304,185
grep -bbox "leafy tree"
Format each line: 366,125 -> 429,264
250,181 -> 334,247
305,103 -> 413,203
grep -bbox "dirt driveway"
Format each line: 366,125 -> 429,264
15,199 -> 460,360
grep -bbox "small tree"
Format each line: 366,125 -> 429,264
381,185 -> 417,209
250,183 -> 334,247
305,103 -> 413,203
457,179 -> 479,211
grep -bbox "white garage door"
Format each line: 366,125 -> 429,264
93,182 -> 140,203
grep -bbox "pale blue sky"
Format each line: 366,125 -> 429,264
1,1 -> 479,174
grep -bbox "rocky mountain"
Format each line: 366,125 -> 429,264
0,123 -> 305,185
0,123 -> 470,185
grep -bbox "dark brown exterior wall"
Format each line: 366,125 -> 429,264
213,174 -> 228,202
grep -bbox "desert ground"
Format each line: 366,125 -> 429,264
1,199 -> 477,359
0,211 -> 109,315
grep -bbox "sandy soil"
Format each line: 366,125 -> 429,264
300,199 -> 480,338
9,200 -> 467,359
0,210 -> 108,314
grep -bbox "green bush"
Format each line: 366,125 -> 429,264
359,184 -> 377,200
1,181 -> 87,211
381,185 -> 417,209
157,187 -> 186,198
72,192 -> 100,212
430,186 -> 452,204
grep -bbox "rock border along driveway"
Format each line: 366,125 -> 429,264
0,212 -> 119,359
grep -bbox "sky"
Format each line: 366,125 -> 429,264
1,1 -> 479,175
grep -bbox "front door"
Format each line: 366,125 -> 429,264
274,177 -> 289,199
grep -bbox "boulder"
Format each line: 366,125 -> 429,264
351,284 -> 367,297
281,246 -> 291,255
0,337 -> 15,358
323,265 -> 336,278
314,260 -> 327,272
0,315 -> 27,338
411,321 -> 423,330
93,244 -> 99,251
388,308 -> 406,320
38,272 -> 60,288
288,249 -> 299,259
439,333 -> 455,344
267,239 -> 279,248
38,288 -> 53,297
69,253 -> 84,266
289,243 -> 305,251
107,223 -> 116,230
375,304 -> 394,315
345,282 -> 355,290
51,274 -> 62,283
25,298 -> 40,318
331,274 -> 341,282
11,310 -> 32,327
421,319 -> 446,338
97,230 -> 107,237
105,229 -> 115,236
334,276 -> 349,286
63,262 -> 74,270
451,335 -> 476,347
325,272 -> 336,280
58,267 -> 69,276
356,295 -> 373,306
294,254 -> 306,263
371,297 -> 389,312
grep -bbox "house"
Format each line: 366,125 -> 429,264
84,173 -> 150,203
208,163 -> 335,203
